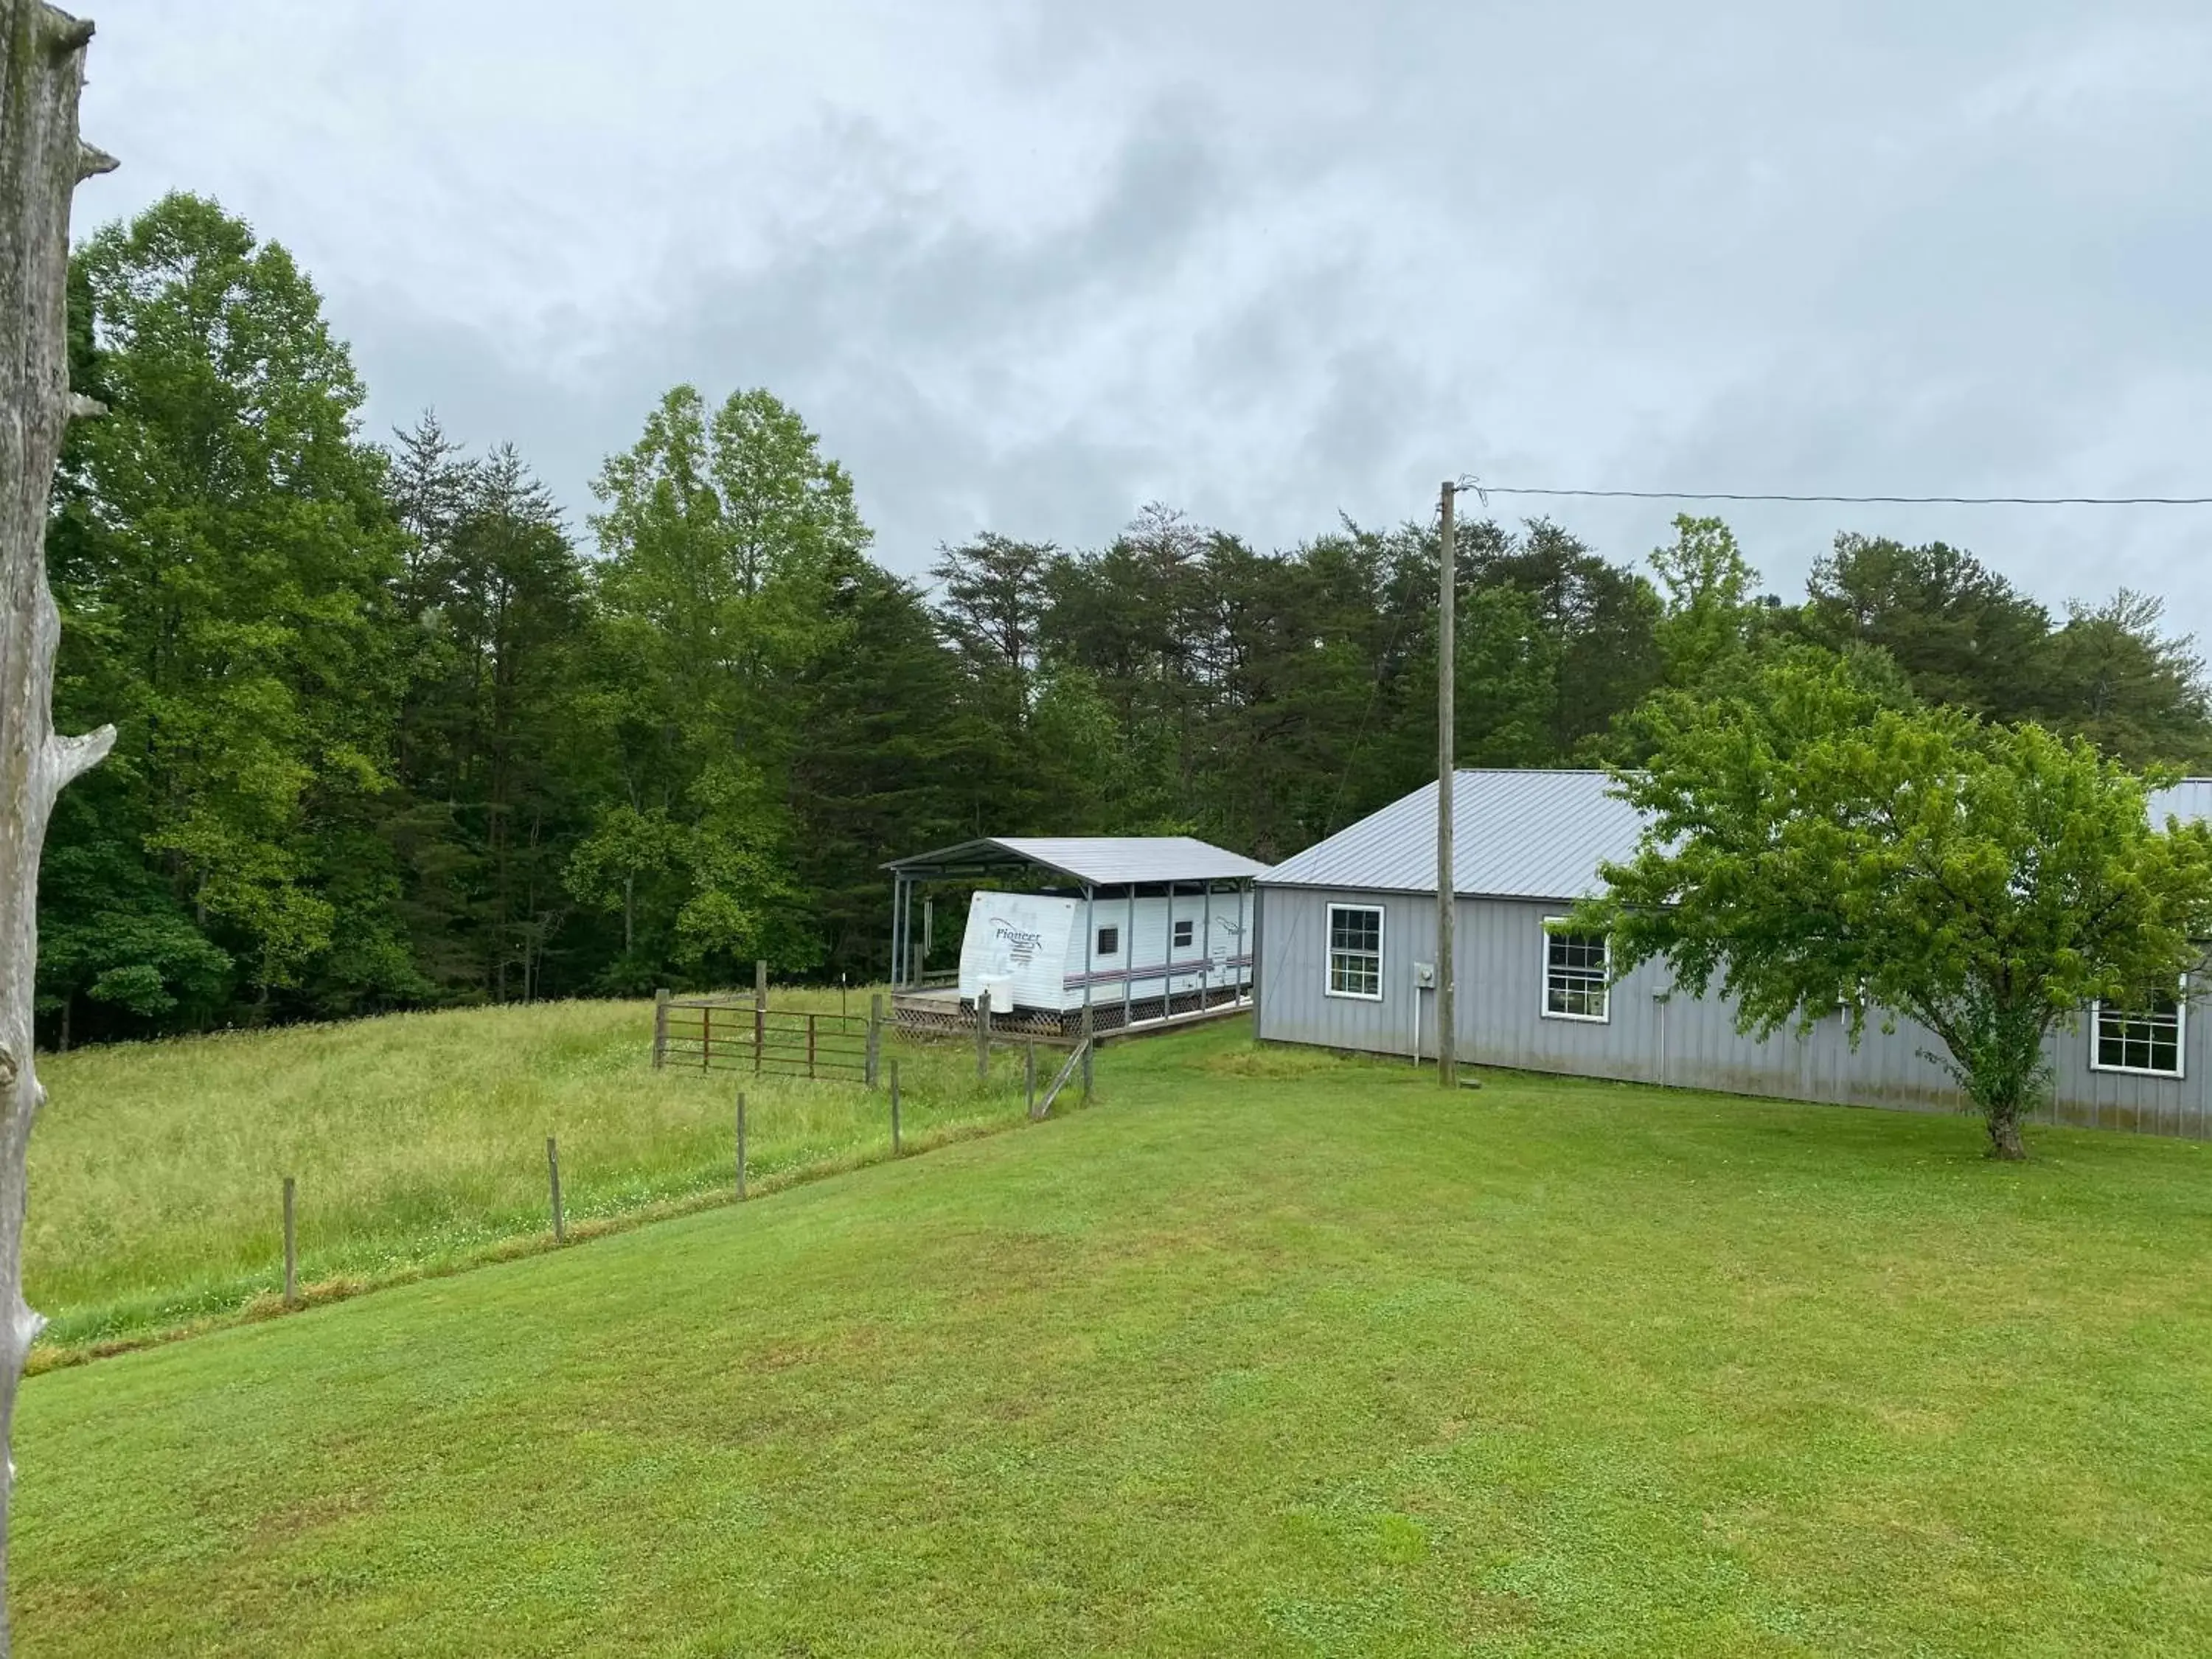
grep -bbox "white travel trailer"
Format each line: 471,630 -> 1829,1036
883,835 -> 1269,1034
957,886 -> 1256,1016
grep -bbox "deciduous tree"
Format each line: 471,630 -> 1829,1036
1579,653 -> 2212,1158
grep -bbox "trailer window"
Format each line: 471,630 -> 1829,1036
1326,905 -> 1383,1000
1543,925 -> 1610,1022
2093,988 -> 2184,1078
1173,919 -> 1194,950
1096,926 -> 1119,958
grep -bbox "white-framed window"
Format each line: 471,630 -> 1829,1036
1173,919 -> 1194,950
1542,922 -> 1610,1023
1096,926 -> 1120,958
2091,984 -> 2185,1079
1326,904 -> 1384,1000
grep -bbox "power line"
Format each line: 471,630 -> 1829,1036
1461,481 -> 2212,508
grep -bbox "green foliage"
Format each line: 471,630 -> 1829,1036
571,384 -> 872,986
1579,652 -> 2212,1156
45,193 -> 409,1032
1649,513 -> 1770,689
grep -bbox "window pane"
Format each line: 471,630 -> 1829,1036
1097,928 -> 1119,956
1330,908 -> 1380,953
1327,908 -> 1382,998
1545,930 -> 1609,1020
2096,995 -> 2183,1075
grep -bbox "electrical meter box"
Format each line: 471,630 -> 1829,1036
1413,961 -> 1436,989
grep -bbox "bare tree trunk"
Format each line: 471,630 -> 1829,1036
0,6 -> 113,1646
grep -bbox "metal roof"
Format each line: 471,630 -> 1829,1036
884,835 -> 1269,887
1265,768 -> 2212,902
1261,771 -> 1641,900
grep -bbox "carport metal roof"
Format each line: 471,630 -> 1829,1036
884,835 -> 1269,888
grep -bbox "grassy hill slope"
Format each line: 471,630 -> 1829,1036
28,993 -> 1036,1357
17,1024 -> 2212,1655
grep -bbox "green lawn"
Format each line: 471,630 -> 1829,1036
27,992 -> 1041,1358
17,1020 -> 2212,1655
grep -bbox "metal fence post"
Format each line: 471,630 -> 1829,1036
282,1175 -> 297,1307
653,987 -> 670,1070
702,1002 -> 713,1070
890,1060 -> 902,1155
1025,1042 -> 1037,1116
547,1136 -> 565,1243
976,989 -> 991,1082
866,993 -> 883,1087
736,1091 -> 747,1200
754,959 -> 768,1074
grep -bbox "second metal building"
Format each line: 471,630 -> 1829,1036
1255,769 -> 2212,1138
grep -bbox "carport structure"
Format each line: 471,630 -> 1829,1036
883,835 -> 1268,1038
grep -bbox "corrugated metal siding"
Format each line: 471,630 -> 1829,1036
1259,771 -> 1645,900
2152,779 -> 2212,824
1257,889 -> 2212,1137
1252,888 -> 1440,1058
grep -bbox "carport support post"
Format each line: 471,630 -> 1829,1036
889,874 -> 904,988
1082,883 -> 1096,1031
1164,879 -> 1176,1019
1124,888 -> 1135,1029
976,989 -> 991,1081
652,987 -> 670,1070
1203,881 -> 1213,1006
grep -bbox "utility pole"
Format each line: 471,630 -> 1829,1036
1436,480 -> 1458,1089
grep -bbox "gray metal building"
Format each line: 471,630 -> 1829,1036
1255,770 -> 2212,1137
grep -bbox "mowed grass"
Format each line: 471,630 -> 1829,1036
27,992 -> 1040,1357
18,1020 -> 2212,1656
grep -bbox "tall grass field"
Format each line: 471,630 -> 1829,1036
27,991 -> 1042,1359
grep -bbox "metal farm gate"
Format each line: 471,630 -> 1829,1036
654,992 -> 879,1083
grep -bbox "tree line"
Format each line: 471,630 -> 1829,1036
38,192 -> 2212,1045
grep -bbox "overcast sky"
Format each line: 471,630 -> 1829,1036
74,0 -> 2212,639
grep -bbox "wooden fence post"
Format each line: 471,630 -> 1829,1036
282,1175 -> 297,1307
890,1060 -> 902,1155
866,993 -> 883,1087
976,989 -> 991,1082
754,959 -> 768,1074
736,1091 -> 747,1200
1025,1043 -> 1036,1116
547,1136 -> 565,1243
653,987 -> 670,1070
702,1002 -> 713,1070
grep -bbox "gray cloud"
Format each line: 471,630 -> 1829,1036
69,0 -> 2212,640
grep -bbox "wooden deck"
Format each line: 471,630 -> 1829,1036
891,984 -> 1252,1043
